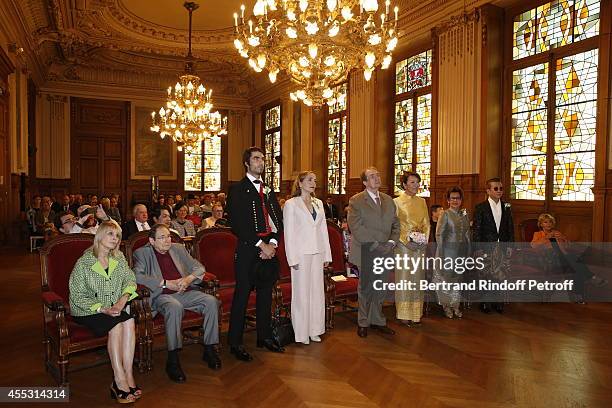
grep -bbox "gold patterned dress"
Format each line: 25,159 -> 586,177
393,193 -> 430,322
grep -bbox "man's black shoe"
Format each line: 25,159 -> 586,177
203,345 -> 222,370
166,360 -> 186,383
230,345 -> 253,362
479,303 -> 491,314
256,338 -> 285,353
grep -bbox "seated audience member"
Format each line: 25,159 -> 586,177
531,213 -> 607,302
429,204 -> 444,243
186,194 -> 201,217
76,205 -> 106,234
55,212 -> 78,234
70,194 -> 83,215
199,194 -> 213,217
175,194 -> 183,203
57,194 -> 71,214
26,195 -> 42,233
216,192 -> 227,208
69,221 -> 140,403
171,201 -> 196,237
108,195 -> 122,225
123,204 -> 151,240
166,196 -> 175,215
151,207 -> 179,235
90,195 -> 99,207
324,196 -> 340,220
133,224 -> 221,382
200,204 -> 224,229
35,198 -> 57,234
101,197 -> 120,225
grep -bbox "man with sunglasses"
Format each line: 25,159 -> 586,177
473,178 -> 515,313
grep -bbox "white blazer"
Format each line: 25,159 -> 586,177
282,197 -> 333,267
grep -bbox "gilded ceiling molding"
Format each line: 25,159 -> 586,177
107,1 -> 235,45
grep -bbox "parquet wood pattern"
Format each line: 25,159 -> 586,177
0,248 -> 611,407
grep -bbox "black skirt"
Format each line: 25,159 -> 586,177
72,311 -> 133,337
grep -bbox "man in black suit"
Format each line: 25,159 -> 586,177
123,203 -> 152,240
323,197 -> 340,220
226,147 -> 284,361
472,177 -> 514,314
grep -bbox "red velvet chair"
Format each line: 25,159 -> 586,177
273,236 -> 292,307
324,220 -> 358,329
185,214 -> 202,228
193,228 -> 256,319
40,233 -> 149,385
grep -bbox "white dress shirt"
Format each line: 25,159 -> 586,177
488,197 -> 502,233
136,220 -> 150,231
246,173 -> 278,247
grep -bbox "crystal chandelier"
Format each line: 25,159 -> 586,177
233,0 -> 399,107
151,2 -> 227,152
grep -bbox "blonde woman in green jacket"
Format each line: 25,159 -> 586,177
69,221 -> 140,403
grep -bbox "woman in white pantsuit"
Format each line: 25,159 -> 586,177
283,171 -> 332,345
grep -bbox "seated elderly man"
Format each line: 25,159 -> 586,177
123,203 -> 151,239
133,224 -> 221,382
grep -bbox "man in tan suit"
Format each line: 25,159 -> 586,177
348,167 -> 400,337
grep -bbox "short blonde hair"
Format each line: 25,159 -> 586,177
93,220 -> 122,258
537,213 -> 556,229
100,197 -> 110,209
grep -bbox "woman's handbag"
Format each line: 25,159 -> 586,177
271,304 -> 294,347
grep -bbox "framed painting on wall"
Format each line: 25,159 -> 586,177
130,104 -> 177,180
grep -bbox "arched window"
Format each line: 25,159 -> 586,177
510,0 -> 600,201
326,83 -> 348,194
394,49 -> 433,196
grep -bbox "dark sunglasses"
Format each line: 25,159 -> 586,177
491,187 -> 503,191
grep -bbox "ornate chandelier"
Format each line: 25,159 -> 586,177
233,0 -> 399,106
151,2 -> 227,152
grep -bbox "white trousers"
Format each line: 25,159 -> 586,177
290,252 -> 325,343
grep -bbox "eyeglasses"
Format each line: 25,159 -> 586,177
492,187 -> 503,191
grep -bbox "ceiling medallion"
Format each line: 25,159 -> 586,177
233,0 -> 399,107
151,2 -> 227,153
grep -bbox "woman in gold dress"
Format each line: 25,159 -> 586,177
393,171 -> 430,326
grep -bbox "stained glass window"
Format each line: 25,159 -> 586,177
513,0 -> 600,60
184,135 -> 223,192
263,104 -> 281,192
510,1 -> 598,202
396,50 -> 432,94
553,49 -> 597,200
327,83 -> 348,194
511,63 -> 549,200
184,149 -> 202,191
394,51 -> 432,197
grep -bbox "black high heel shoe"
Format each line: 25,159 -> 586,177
110,380 -> 136,404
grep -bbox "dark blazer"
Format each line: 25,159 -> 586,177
123,219 -> 152,240
227,177 -> 283,248
324,202 -> 340,220
472,199 -> 515,243
51,202 -> 62,214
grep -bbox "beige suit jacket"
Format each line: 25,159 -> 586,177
347,190 -> 400,269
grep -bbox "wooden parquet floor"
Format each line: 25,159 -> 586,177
1,248 -> 611,407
